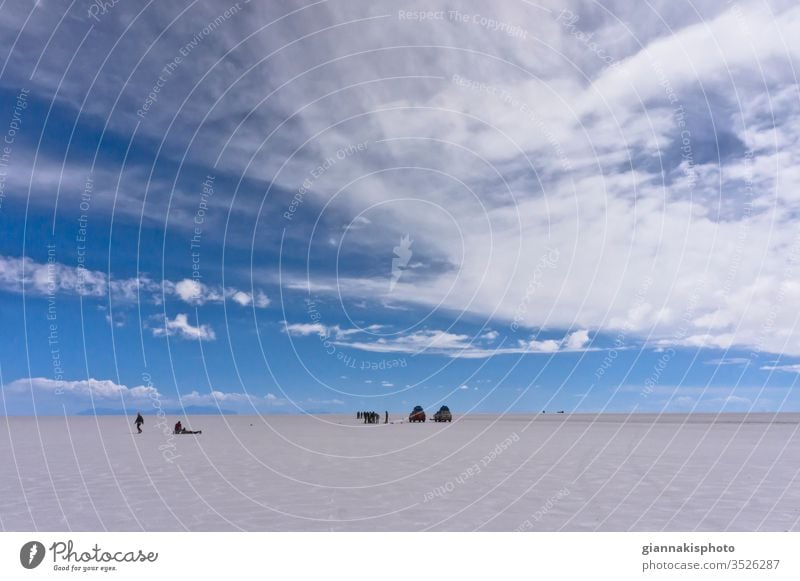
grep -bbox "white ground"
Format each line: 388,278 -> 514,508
1,413 -> 799,531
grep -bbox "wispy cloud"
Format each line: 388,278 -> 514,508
760,364 -> 800,373
3,0 -> 800,387
281,321 -> 381,339
705,357 -> 752,366
329,328 -> 593,359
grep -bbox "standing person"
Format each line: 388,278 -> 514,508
385,411 -> 388,424
134,412 -> 144,434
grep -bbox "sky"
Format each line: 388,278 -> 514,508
1,0 -> 800,415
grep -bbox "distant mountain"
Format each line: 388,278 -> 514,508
76,408 -> 129,416
76,406 -> 238,416
171,405 -> 238,415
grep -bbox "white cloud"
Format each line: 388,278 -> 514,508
174,279 -> 204,304
153,313 -> 216,341
591,4 -> 800,107
564,330 -> 590,350
163,278 -> 270,308
7,377 -> 158,399
0,256 -> 269,309
231,291 -> 252,306
283,322 -> 329,337
524,339 -> 562,353
247,5 -> 800,360
180,390 -> 230,405
0,253 -> 155,300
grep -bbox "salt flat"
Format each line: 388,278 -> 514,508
1,413 -> 799,531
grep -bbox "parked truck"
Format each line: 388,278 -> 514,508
433,405 -> 452,422
409,405 -> 426,422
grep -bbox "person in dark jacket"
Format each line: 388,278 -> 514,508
134,413 -> 144,434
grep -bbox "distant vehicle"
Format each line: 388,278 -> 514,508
433,405 -> 452,422
409,405 -> 426,423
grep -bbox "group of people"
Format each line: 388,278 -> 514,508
132,413 -> 201,435
357,411 -> 388,424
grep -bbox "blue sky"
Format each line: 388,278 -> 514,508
2,0 -> 800,415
